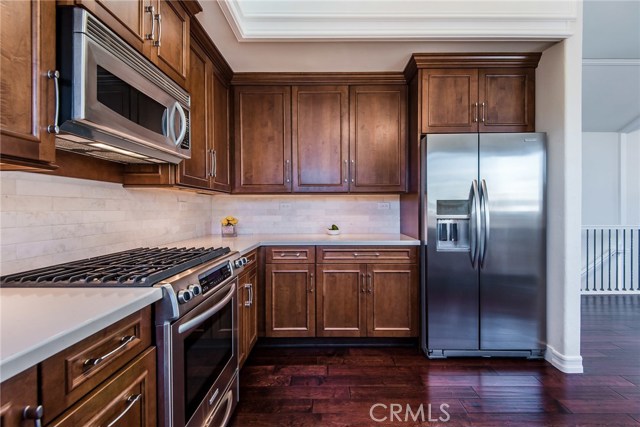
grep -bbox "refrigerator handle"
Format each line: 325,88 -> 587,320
479,179 -> 491,268
469,180 -> 481,268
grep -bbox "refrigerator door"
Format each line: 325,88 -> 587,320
479,133 -> 546,351
425,134 -> 480,352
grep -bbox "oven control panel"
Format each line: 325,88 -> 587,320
199,262 -> 233,296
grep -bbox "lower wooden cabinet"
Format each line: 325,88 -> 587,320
316,263 -> 418,337
265,263 -> 315,337
48,347 -> 157,427
0,366 -> 40,427
238,263 -> 258,367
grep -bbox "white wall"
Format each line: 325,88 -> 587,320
210,194 -> 399,235
582,132 -> 621,225
622,129 -> 640,224
536,0 -> 584,373
0,172 -> 214,275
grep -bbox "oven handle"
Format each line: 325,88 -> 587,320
178,283 -> 236,335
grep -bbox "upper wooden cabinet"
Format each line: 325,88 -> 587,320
234,86 -> 292,193
350,85 -> 407,192
61,0 -> 199,89
292,85 -> 349,193
0,0 -> 57,170
410,53 -> 540,134
233,83 -> 407,194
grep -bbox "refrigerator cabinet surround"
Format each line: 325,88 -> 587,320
423,133 -> 546,358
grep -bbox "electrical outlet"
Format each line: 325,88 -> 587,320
377,202 -> 390,210
279,202 -> 292,210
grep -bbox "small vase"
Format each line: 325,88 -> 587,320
221,224 -> 237,237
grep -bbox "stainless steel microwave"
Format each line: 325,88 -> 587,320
55,8 -> 190,164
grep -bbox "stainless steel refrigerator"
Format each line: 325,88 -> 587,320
422,133 -> 546,358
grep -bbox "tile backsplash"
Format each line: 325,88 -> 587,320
0,172 -> 400,274
210,194 -> 399,235
0,172 -> 213,275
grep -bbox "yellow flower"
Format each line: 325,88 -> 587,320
221,216 -> 238,226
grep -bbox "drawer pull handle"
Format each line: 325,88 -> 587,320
280,252 -> 301,257
83,335 -> 135,369
106,394 -> 142,427
22,405 -> 43,427
353,253 -> 380,257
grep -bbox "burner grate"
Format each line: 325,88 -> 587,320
0,246 -> 231,287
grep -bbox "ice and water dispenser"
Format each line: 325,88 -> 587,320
436,200 -> 471,252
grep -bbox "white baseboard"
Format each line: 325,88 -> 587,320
545,344 -> 584,373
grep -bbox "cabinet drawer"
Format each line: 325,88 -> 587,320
48,347 -> 156,427
318,246 -> 417,264
266,246 -> 315,263
41,306 -> 152,423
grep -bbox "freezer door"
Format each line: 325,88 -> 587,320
425,134 -> 480,351
479,133 -> 546,351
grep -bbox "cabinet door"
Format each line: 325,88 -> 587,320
211,72 -> 231,192
316,264 -> 367,337
292,86 -> 349,193
48,347 -> 157,427
0,0 -> 56,170
70,0 -> 151,54
421,69 -> 479,133
0,367 -> 39,427
177,38 -> 212,188
479,68 -> 535,133
349,85 -> 407,192
150,0 -> 189,88
265,263 -> 315,337
366,264 -> 418,337
234,86 -> 292,193
237,266 -> 258,367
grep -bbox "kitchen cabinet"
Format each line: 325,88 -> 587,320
47,348 -> 156,427
40,307 -> 153,424
124,20 -> 232,193
234,86 -> 292,193
349,85 -> 407,192
265,247 -> 315,337
238,252 -> 258,368
316,246 -> 419,337
60,0 -> 198,89
0,0 -> 57,170
316,247 -> 418,338
292,85 -> 349,193
0,367 -> 41,427
418,60 -> 537,134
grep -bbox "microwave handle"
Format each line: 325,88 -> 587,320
173,102 -> 187,146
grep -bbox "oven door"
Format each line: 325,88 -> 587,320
170,279 -> 238,427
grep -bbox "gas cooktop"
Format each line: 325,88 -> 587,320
0,246 -> 231,288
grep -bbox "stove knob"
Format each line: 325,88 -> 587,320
234,257 -> 248,268
188,284 -> 202,296
177,289 -> 193,304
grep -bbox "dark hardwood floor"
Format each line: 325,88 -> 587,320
231,295 -> 640,426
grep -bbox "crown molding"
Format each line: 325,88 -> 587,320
404,53 -> 542,80
231,72 -> 406,86
218,0 -> 577,42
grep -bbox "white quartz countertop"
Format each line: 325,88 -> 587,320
165,233 -> 420,256
0,287 -> 162,381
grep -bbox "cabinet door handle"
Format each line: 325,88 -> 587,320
83,335 -> 135,369
153,13 -> 162,47
473,102 -> 478,123
361,273 -> 366,293
367,273 -> 372,293
145,5 -> 156,40
47,70 -> 60,134
480,102 -> 486,123
343,159 -> 348,183
212,150 -> 217,178
22,405 -> 44,427
244,283 -> 252,306
350,159 -> 355,183
280,252 -> 301,257
106,394 -> 142,427
285,159 -> 291,183
309,273 -> 314,293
